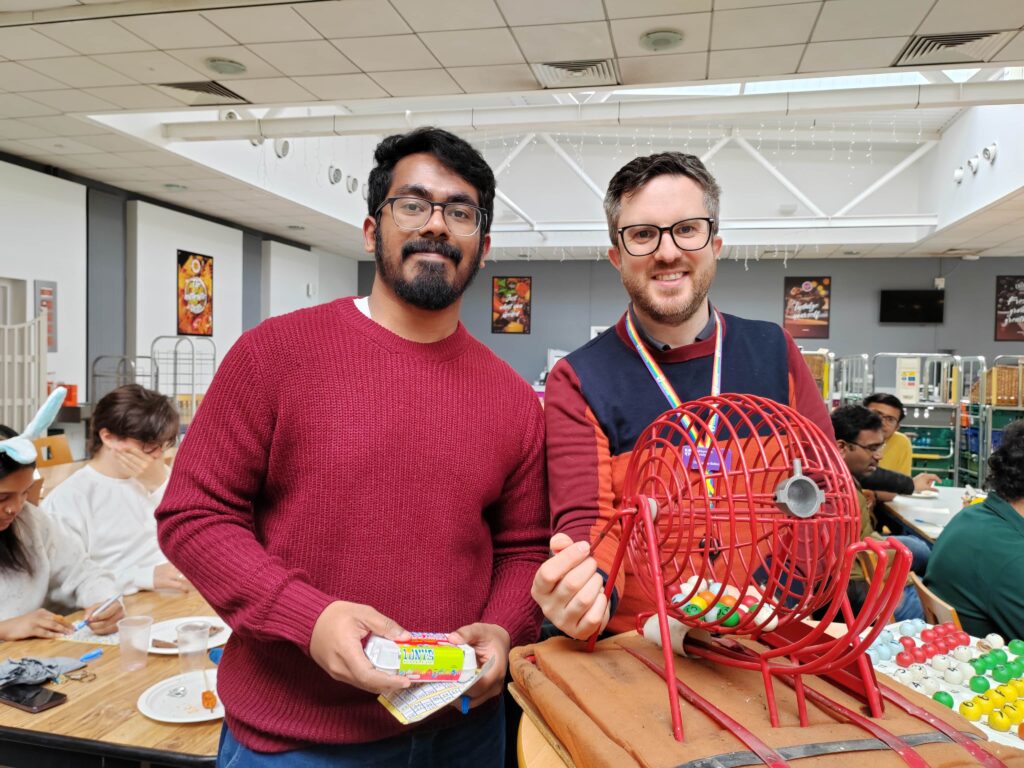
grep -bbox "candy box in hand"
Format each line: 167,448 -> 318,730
364,632 -> 477,683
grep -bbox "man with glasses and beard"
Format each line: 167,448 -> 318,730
532,152 -> 832,641
157,127 -> 547,767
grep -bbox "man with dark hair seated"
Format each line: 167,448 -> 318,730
926,420 -> 1024,638
831,405 -> 924,621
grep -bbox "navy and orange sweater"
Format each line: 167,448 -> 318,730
545,308 -> 833,633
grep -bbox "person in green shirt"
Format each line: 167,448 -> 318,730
925,420 -> 1024,639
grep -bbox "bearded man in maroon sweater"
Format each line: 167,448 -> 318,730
156,128 -> 548,767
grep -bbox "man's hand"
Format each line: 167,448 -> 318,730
84,599 -> 124,635
309,601 -> 411,695
0,608 -> 73,640
448,623 -> 510,709
913,473 -> 941,493
112,443 -> 157,480
531,533 -> 610,640
153,562 -> 192,592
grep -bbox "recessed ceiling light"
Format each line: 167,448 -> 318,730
517,253 -> 529,259
204,57 -> 247,76
842,250 -> 861,256
287,225 -> 305,231
639,30 -> 684,53
162,183 -> 188,192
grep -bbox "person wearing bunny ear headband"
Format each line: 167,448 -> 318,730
0,389 -> 124,640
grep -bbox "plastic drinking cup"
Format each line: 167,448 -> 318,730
117,616 -> 153,672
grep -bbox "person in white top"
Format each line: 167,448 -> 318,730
43,384 -> 192,595
0,405 -> 123,640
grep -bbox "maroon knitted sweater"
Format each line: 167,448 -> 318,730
156,298 -> 548,751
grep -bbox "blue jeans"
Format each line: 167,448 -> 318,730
847,581 -> 924,622
892,534 -> 931,575
217,697 -> 505,768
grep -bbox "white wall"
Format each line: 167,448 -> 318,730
316,247 -> 359,302
0,160 -> 86,393
127,201 -> 244,373
261,240 -> 319,318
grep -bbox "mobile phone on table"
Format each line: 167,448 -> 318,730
0,684 -> 68,713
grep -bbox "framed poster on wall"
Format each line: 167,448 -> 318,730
34,280 -> 57,352
995,275 -> 1024,341
177,250 -> 213,337
783,276 -> 830,339
491,276 -> 531,334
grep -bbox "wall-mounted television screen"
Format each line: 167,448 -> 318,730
879,290 -> 945,324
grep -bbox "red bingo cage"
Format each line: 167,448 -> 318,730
589,393 -> 912,741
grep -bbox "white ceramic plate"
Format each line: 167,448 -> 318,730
148,616 -> 231,655
910,489 -> 939,499
137,669 -> 223,724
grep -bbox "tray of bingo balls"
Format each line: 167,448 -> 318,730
866,618 -> 1024,749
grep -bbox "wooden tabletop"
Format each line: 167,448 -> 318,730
0,590 -> 221,766
883,485 -> 970,543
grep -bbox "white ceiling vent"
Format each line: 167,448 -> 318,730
893,31 -> 1016,67
531,59 -> 619,89
153,81 -> 250,106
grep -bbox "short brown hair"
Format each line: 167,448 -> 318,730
603,152 -> 721,245
89,384 -> 179,457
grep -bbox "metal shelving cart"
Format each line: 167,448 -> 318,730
955,356 -> 987,488
149,336 -> 217,432
977,355 -> 1024,486
832,353 -> 870,409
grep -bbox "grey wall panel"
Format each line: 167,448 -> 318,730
242,231 -> 262,331
86,188 -> 126,400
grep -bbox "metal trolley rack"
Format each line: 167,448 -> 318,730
831,353 -> 870,409
149,336 -> 217,432
956,356 -> 988,488
799,349 -> 835,406
974,355 -> 1024,487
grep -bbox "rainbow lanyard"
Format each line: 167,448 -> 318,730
625,306 -> 724,496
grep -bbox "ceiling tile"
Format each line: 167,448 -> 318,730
370,69 -> 462,96
388,0 -> 504,32
2,0 -> 76,11
0,93 -> 59,117
421,28 -> 525,67
712,4 -> 821,49
166,46 -> 283,80
247,41 -> 357,76
292,0 -> 410,38
227,77 -> 316,103
0,118 -> 49,139
23,57 -> 135,88
76,132 -> 151,152
495,0 -> 604,25
161,165 -> 221,180
292,73 -> 388,99
0,139 -> 48,156
96,167 -> 171,182
0,62 -> 67,91
115,13 -> 236,49
812,0 -> 932,42
512,22 -> 612,62
618,52 -> 706,84
0,28 -> 77,59
91,51 -> 207,84
84,85 -> 185,109
18,136 -> 105,154
994,31 -> 1024,62
332,35 -> 440,71
202,6 -> 320,43
115,150 -> 188,167
24,89 -> 120,111
448,63 -> 539,92
799,37 -> 908,72
611,14 -> 711,56
709,44 -> 803,78
19,114 -> 107,135
918,0 -> 1024,35
36,20 -> 153,55
605,0 -> 711,17
713,0 -> 819,8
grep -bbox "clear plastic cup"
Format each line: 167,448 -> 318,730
176,620 -> 211,684
117,616 -> 153,672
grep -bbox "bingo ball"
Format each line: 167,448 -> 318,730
892,668 -> 913,685
988,690 -> 1009,708
899,636 -> 917,651
960,700 -> 982,721
1004,702 -> 1024,725
953,647 -> 973,663
922,643 -> 939,658
879,629 -> 894,645
919,677 -> 940,695
993,649 -> 1010,665
921,628 -> 937,643
995,684 -> 1019,703
975,694 -> 996,714
989,709 -> 1012,732
888,642 -> 903,657
875,644 -> 893,662
970,676 -> 992,694
943,667 -> 964,686
866,649 -> 879,665
1008,638 -> 1024,656
1009,659 -> 1024,677
912,647 -> 927,664
994,665 -> 1014,684
909,663 -> 929,681
931,655 -> 952,671
956,632 -> 971,646
670,593 -> 687,606
933,690 -> 955,708
958,661 -> 977,680
987,634 -> 1007,650
896,652 -> 914,668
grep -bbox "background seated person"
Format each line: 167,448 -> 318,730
832,405 -> 924,621
925,420 -> 1024,638
43,385 -> 190,595
0,425 -> 123,640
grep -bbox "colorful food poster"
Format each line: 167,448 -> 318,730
783,276 -> 830,339
995,276 -> 1024,341
177,251 -> 213,337
491,276 -> 531,334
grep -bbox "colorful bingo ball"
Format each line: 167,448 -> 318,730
1009,659 -> 1024,677
909,663 -> 930,681
1008,639 -> 1024,656
959,700 -> 982,721
720,610 -> 740,628
722,585 -> 741,600
993,649 -> 1010,665
972,657 -> 992,675
987,634 -> 1007,651
912,647 -> 928,664
931,655 -> 952,671
989,709 -> 1013,732
958,661 -> 976,679
956,632 -> 971,646
933,690 -> 955,708
993,665 -> 1014,684
1004,702 -> 1024,725
920,628 -> 937,643
953,646 -> 973,663
688,596 -> 709,611
697,591 -> 717,605
879,629 -> 894,645
875,644 -> 893,662
740,595 -> 759,609
970,676 -> 992,694
988,690 -> 1009,709
866,649 -> 879,665
683,603 -> 703,617
892,668 -> 913,685
670,593 -> 687,606
922,643 -> 939,658
975,694 -> 997,714
943,667 -> 964,686
896,652 -> 914,668
899,636 -> 917,651
995,684 -> 1019,703
919,677 -> 940,695
900,621 -> 918,637
718,595 -> 737,608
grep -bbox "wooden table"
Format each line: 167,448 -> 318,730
883,485 -> 971,543
0,590 -> 221,768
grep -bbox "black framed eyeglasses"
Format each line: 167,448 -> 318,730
617,217 -> 715,257
375,196 -> 486,237
849,441 -> 885,455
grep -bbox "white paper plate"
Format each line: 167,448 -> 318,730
137,669 -> 223,724
148,616 -> 231,656
910,489 -> 940,499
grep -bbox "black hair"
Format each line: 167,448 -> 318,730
367,127 -> 495,235
863,392 -> 906,422
0,424 -> 34,576
89,384 -> 179,457
987,420 -> 1024,501
831,405 -> 883,444
604,151 -> 722,244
